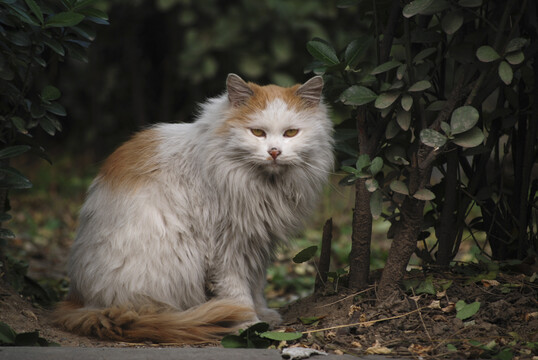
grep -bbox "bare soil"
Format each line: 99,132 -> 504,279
281,268 -> 538,359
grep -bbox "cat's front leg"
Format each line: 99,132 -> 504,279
211,264 -> 260,323
252,269 -> 282,327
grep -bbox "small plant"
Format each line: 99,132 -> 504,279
221,322 -> 302,349
0,321 -> 58,346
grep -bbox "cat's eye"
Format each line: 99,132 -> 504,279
283,129 -> 299,138
250,128 -> 266,137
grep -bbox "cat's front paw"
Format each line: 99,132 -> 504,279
256,308 -> 282,327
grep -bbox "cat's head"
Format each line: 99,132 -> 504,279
218,74 -> 332,175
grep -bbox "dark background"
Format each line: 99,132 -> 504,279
49,0 -> 363,159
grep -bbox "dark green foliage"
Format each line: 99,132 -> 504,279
292,246 -> 318,264
306,0 -> 537,294
0,0 -> 106,286
0,321 -> 59,346
221,322 -> 302,349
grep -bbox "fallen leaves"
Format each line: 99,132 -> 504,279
365,340 -> 392,355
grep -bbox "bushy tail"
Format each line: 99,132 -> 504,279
53,298 -> 254,344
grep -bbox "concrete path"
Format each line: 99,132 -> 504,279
0,347 -> 395,359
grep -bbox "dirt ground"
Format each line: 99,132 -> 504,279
1,264 -> 537,358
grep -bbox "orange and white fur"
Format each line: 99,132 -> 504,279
55,74 -> 333,343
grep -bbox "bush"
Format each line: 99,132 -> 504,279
0,0 -> 107,281
307,0 -> 538,300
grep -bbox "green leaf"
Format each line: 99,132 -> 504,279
505,37 -> 527,53
339,85 -> 377,106
293,246 -> 318,263
0,167 -> 32,189
344,36 -> 372,68
442,11 -> 463,34
375,92 -> 400,109
7,31 -> 31,47
440,121 -> 451,135
369,190 -> 382,219
43,102 -> 67,116
426,100 -> 446,111
396,64 -> 407,80
452,127 -> 484,148
415,277 -> 436,295
260,331 -> 303,341
390,180 -> 409,195
385,119 -> 400,139
413,188 -> 436,200
413,47 -> 437,63
39,118 -> 57,136
299,316 -> 322,325
458,0 -> 482,7
45,12 -> 85,28
10,117 -> 28,134
408,80 -> 431,92
371,60 -> 402,75
306,40 -> 339,66
76,7 -> 109,24
450,106 -> 479,135
385,145 -> 409,165
370,157 -> 383,175
420,129 -> 447,148
0,145 -> 31,160
43,39 -> 65,56
41,86 -> 61,101
476,45 -> 500,62
505,51 -> 524,65
221,335 -> 246,348
0,322 -> 16,344
64,42 -> 89,63
341,166 -> 358,175
493,349 -> 513,360
397,110 -> 411,131
7,5 -> 39,26
402,0 -> 434,18
24,0 -> 44,24
455,300 -> 480,320
356,154 -> 371,172
446,344 -> 458,352
365,178 -> 378,192
498,61 -> 513,85
71,0 -> 98,11
401,94 -> 413,111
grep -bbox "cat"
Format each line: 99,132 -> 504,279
54,74 -> 334,344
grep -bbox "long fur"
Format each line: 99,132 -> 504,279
56,75 -> 334,343
54,298 -> 254,344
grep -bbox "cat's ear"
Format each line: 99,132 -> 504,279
296,76 -> 324,107
227,73 -> 254,107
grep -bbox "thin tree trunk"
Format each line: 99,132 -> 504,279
349,179 -> 372,289
377,197 -> 425,300
377,152 -> 433,302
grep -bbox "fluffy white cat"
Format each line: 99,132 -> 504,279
54,74 -> 333,343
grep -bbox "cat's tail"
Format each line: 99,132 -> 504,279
53,297 -> 255,344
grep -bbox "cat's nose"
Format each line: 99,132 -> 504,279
268,148 -> 281,160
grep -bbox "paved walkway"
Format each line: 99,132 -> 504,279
0,347 -> 395,359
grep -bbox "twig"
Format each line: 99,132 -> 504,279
302,307 -> 426,334
411,289 -> 433,345
315,218 -> 332,291
315,286 -> 375,308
